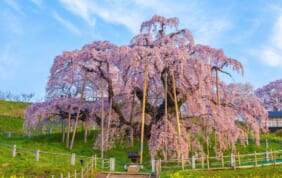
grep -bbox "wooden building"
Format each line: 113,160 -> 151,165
267,111 -> 282,131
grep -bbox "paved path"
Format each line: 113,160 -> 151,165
95,172 -> 157,178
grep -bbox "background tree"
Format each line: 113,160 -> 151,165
255,79 -> 282,111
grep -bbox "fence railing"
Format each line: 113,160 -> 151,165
0,128 -> 61,138
159,150 -> 282,172
1,137 -> 282,177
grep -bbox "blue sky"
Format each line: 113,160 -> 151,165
0,0 -> 282,101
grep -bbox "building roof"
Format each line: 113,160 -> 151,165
268,111 -> 282,118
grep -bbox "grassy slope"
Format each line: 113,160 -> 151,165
0,100 -> 282,177
0,100 -> 30,119
161,165 -> 282,178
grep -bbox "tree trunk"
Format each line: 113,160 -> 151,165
164,72 -> 168,160
84,118 -> 88,143
216,70 -> 221,105
66,105 -> 73,148
101,84 -> 105,158
70,71 -> 88,150
128,93 -> 135,147
62,119 -> 65,143
106,97 -> 113,149
172,71 -> 182,160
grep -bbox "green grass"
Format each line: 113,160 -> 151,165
161,165 -> 282,178
0,117 -> 24,134
0,100 -> 30,119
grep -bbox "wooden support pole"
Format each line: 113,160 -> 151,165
192,156 -> 195,169
254,151 -> 257,167
155,160 -> 160,178
151,159 -> 155,173
172,71 -> 183,167
86,161 -> 89,178
201,156 -> 204,169
221,153 -> 224,168
110,158 -> 115,171
12,145 -> 16,157
264,151 -> 269,162
71,153 -> 76,166
102,159 -> 104,170
80,168 -> 84,178
28,131 -> 32,138
230,153 -> 235,168
35,149 -> 40,162
274,151 -> 276,165
91,156 -> 94,174
181,155 -> 185,171
233,153 -> 236,170
159,159 -> 162,173
237,152 -> 241,166
271,150 -> 274,161
140,65 -> 147,164
95,155 -> 97,170
7,131 -> 11,138
207,155 -> 210,170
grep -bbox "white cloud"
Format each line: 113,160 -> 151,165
52,11 -> 81,35
256,11 -> 282,67
59,0 -> 96,26
59,0 -> 231,43
271,15 -> 282,49
260,47 -> 282,66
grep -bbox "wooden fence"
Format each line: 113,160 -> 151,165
159,150 -> 282,172
0,143 -> 111,177
1,138 -> 282,177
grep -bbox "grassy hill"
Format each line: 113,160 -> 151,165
0,100 -> 30,119
0,100 -> 282,177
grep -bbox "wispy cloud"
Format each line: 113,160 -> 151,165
30,0 -> 43,8
59,0 -> 96,26
59,0 -> 142,33
52,11 -> 81,35
256,10 -> 282,67
271,14 -> 282,49
59,0 -> 231,45
0,45 -> 17,80
259,47 -> 282,66
3,0 -> 24,15
1,10 -> 23,35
